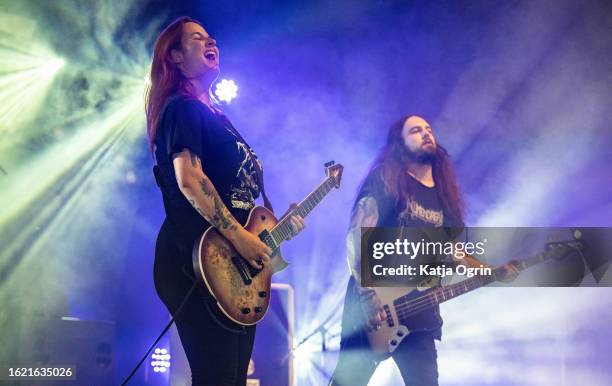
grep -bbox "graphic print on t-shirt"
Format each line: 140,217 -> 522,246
229,140 -> 262,210
399,198 -> 444,227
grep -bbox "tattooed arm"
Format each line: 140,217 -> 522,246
173,148 -> 272,268
346,196 -> 386,328
346,196 -> 380,283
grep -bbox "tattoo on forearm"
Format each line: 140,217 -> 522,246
196,177 -> 238,231
212,195 -> 234,230
180,150 -> 237,232
184,171 -> 238,232
188,199 -> 207,219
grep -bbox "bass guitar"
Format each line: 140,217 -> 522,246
365,237 -> 585,358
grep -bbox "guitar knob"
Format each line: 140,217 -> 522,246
397,331 -> 404,337
258,291 -> 267,298
390,340 -> 398,346
241,308 -> 251,315
254,307 -> 263,313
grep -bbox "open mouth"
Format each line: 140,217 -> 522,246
204,50 -> 216,60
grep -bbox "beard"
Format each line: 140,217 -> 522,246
405,144 -> 436,165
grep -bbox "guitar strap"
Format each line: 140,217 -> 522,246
246,149 -> 274,213
222,116 -> 274,213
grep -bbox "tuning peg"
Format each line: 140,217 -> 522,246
324,161 -> 335,167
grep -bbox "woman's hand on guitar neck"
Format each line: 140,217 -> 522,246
358,287 -> 386,331
281,203 -> 306,240
228,228 -> 273,269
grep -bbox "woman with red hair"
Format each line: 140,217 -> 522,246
146,17 -> 304,385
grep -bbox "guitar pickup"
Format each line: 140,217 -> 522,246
383,305 -> 394,327
231,256 -> 253,285
247,260 -> 264,277
231,255 -> 263,285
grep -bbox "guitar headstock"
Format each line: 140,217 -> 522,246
324,161 -> 344,188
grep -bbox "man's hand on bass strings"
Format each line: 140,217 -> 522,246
358,287 -> 386,330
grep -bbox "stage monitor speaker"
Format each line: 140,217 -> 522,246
16,316 -> 115,386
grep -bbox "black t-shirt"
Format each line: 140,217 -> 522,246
356,168 -> 462,229
354,167 -> 464,337
153,94 -> 262,250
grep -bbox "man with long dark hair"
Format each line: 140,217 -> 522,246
330,115 -> 517,385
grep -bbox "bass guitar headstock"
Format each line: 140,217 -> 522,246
324,160 -> 344,188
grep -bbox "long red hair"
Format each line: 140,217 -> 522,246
145,16 -> 202,154
360,115 -> 465,226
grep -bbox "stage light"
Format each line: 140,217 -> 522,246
150,347 -> 171,374
43,58 -> 65,76
0,51 -> 65,137
293,342 -> 316,363
292,339 -> 324,386
214,79 -> 238,103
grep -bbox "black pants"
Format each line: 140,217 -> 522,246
330,278 -> 439,386
154,219 -> 255,386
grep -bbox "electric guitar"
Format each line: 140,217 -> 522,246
365,238 -> 585,358
192,162 -> 344,325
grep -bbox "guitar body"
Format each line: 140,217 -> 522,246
192,162 -> 344,326
192,206 -> 289,326
366,281 -> 442,359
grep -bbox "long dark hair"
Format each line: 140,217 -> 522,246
359,115 -> 464,226
145,16 -> 203,154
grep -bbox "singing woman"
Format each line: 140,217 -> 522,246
145,17 -> 304,385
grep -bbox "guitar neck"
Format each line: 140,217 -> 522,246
395,249 -> 557,313
269,176 -> 336,244
426,269 -> 499,306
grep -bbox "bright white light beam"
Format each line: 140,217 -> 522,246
214,79 -> 238,103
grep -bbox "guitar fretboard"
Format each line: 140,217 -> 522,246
392,246 -> 572,320
269,176 -> 336,246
